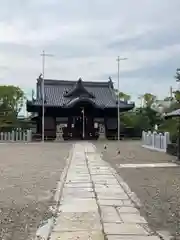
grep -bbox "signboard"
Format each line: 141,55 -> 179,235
94,118 -> 104,123
56,117 -> 68,122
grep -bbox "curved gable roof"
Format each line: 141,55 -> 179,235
66,96 -> 97,108
63,78 -> 95,98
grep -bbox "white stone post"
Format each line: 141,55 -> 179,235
142,131 -> 145,145
154,132 -> 158,149
23,130 -> 26,142
4,132 -> 7,141
165,132 -> 170,144
1,132 -> 4,141
28,130 -> 32,142
19,130 -> 22,141
147,131 -> 151,146
163,133 -> 167,151
15,131 -> 18,141
159,133 -> 162,149
152,131 -> 156,148
8,132 -> 11,141
12,131 -> 15,141
143,131 -> 146,145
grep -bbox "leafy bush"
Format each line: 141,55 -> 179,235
167,143 -> 178,156
159,118 -> 178,143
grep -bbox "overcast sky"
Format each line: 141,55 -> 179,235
0,0 -> 180,104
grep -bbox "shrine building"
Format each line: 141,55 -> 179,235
27,76 -> 134,140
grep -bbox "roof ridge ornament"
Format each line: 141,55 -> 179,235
64,77 -> 95,98
78,77 -> 82,82
108,76 -> 114,88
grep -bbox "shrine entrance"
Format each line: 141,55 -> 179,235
67,102 -> 99,140
71,113 -> 97,140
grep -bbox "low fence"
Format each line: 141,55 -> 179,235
142,131 -> 170,152
0,130 -> 32,143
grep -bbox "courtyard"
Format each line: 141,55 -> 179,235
96,141 -> 180,238
0,140 -> 179,239
0,142 -> 72,240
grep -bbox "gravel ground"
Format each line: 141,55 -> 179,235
0,142 -> 72,240
95,141 -> 180,238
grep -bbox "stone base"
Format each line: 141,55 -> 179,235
55,133 -> 64,141
98,124 -> 106,140
98,134 -> 106,140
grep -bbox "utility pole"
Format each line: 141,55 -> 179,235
40,50 -> 53,142
117,56 -> 128,141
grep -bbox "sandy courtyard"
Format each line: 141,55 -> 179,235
96,140 -> 180,238
0,142 -> 72,240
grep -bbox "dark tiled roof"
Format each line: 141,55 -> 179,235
29,78 -> 135,110
64,78 -> 95,98
164,108 -> 180,118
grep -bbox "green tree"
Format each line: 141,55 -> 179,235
173,90 -> 180,103
175,68 -> 180,82
0,85 -> 25,128
141,93 -> 157,108
119,92 -> 131,101
158,69 -> 180,141
114,90 -> 131,101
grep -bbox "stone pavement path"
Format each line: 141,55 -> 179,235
50,142 -> 161,239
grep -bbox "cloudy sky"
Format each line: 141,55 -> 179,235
0,0 -> 180,106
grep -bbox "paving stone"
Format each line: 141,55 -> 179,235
89,167 -> 110,170
68,173 -> 90,176
68,168 -> 87,171
98,199 -> 123,206
66,179 -> 91,183
91,171 -> 113,175
68,172 -> 89,175
84,145 -> 96,152
100,206 -> 122,223
59,199 -> 98,212
97,192 -> 129,200
63,187 -> 94,194
70,167 -> 87,169
117,206 -> 139,214
122,199 -> 135,207
53,212 -> 102,232
91,175 -> 115,180
120,213 -> 147,224
103,223 -> 149,235
62,191 -> 95,199
95,185 -> 124,193
93,179 -> 119,185
65,183 -> 92,188
91,168 -> 110,171
95,184 -> 122,190
106,236 -> 160,240
66,175 -> 91,180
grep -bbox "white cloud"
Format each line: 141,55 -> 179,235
0,0 -> 180,105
